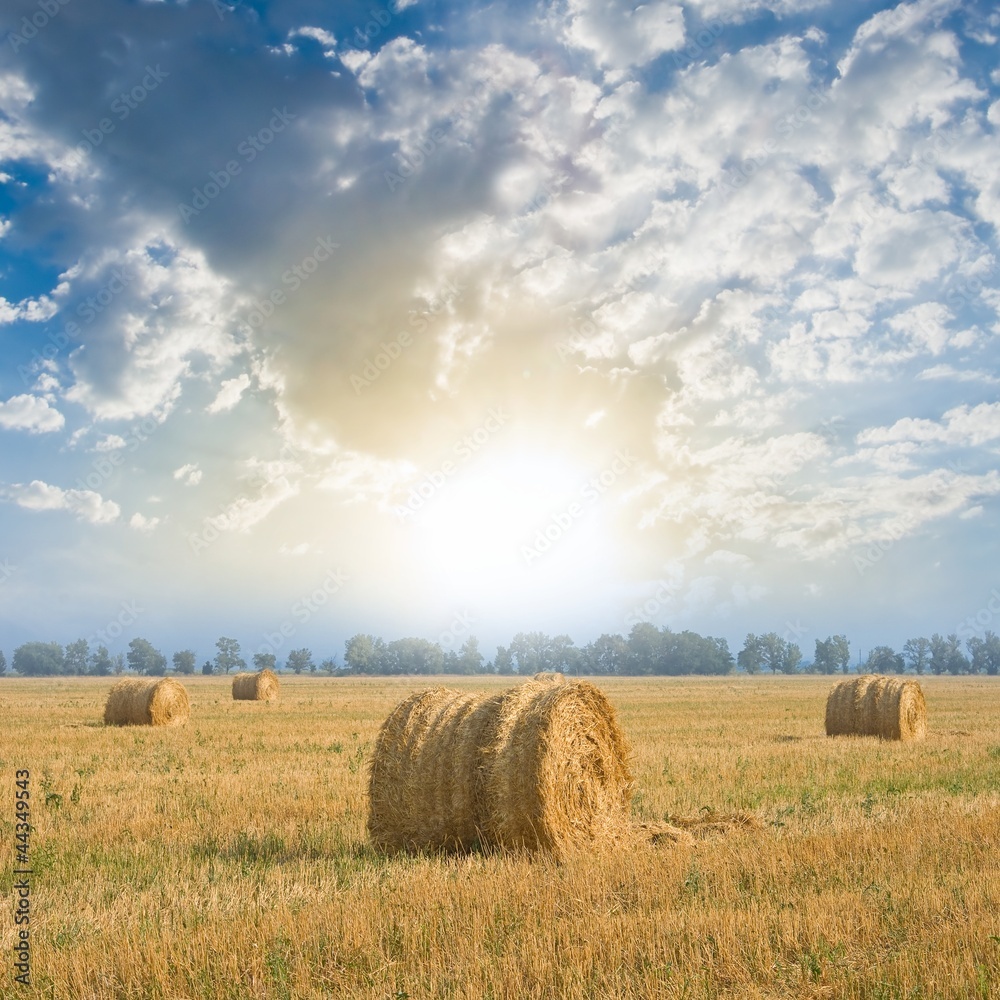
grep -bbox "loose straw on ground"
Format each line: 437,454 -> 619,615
103,677 -> 191,727
232,669 -> 280,702
825,675 -> 927,741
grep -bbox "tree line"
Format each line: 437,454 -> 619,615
2,626 -> 998,678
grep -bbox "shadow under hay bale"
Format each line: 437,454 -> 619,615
103,677 -> 190,727
367,677 -> 635,858
232,669 -> 280,702
825,675 -> 927,741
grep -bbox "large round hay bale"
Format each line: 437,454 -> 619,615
825,675 -> 926,741
367,677 -> 633,857
232,669 -> 280,702
103,677 -> 190,727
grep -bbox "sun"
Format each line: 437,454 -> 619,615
401,445 -> 623,609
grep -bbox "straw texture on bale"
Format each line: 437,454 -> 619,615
232,669 -> 280,702
103,677 -> 191,727
825,675 -> 927,741
367,678 -> 633,857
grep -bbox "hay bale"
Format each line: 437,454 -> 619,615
103,677 -> 190,727
532,671 -> 565,682
367,677 -> 633,857
232,669 -> 280,702
825,675 -> 927,741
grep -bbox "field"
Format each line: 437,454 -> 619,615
1,674 -> 999,999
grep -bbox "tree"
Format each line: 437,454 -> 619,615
586,633 -> 629,675
127,638 -> 167,676
944,633 -> 970,674
0,650 -> 6,676
111,652 -> 126,675
903,637 -> 930,675
172,650 -> 196,675
13,642 -> 64,676
659,630 -> 733,674
967,631 -> 1000,674
384,637 -> 444,674
320,657 -> 338,674
64,638 -> 90,675
782,642 -> 803,674
214,636 -> 246,675
814,634 -> 850,674
286,648 -> 313,674
865,645 -> 904,674
494,645 -> 515,675
89,645 -> 113,676
458,636 -> 484,674
627,622 -> 661,674
549,634 -> 578,674
929,633 -> 948,675
201,660 -> 214,676
737,634 -> 763,674
759,633 -> 787,673
509,632 -> 558,674
344,634 -> 380,673
253,652 -> 277,672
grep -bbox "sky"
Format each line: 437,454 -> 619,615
0,0 -> 998,668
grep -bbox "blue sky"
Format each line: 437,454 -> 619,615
0,0 -> 998,667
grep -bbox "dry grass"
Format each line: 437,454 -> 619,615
367,678 -> 632,856
825,675 -> 927,741
102,676 -> 190,727
1,674 -> 998,999
232,669 -> 280,702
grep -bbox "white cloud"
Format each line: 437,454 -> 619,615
562,0 -> 685,70
130,512 -> 160,532
0,394 -> 65,433
94,434 -> 127,451
2,480 -> 120,524
288,26 -> 337,50
206,373 -> 251,414
858,402 -> 1000,447
173,463 -> 203,486
62,241 -> 245,422
0,293 -> 59,325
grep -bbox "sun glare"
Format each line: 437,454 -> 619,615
404,447 -> 620,605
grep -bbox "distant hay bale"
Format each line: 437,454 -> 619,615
532,671 -> 565,682
232,669 -> 280,702
825,675 -> 927,741
103,677 -> 190,727
367,677 -> 633,857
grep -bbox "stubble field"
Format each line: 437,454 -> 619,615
1,674 -> 998,999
